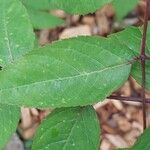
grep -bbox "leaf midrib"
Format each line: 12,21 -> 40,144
62,111 -> 81,150
2,0 -> 13,62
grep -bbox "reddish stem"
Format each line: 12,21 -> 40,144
140,0 -> 150,130
108,95 -> 150,103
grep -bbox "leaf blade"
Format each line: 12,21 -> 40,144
23,0 -> 113,15
27,9 -> 64,29
48,0 -> 113,15
113,24 -> 150,90
32,106 -> 100,150
0,36 -> 133,108
112,0 -> 138,19
0,0 -> 35,66
0,104 -> 20,149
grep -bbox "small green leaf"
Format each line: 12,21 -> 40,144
0,35 -> 134,108
0,104 -> 20,149
112,0 -> 138,19
27,9 -> 64,29
130,128 -> 150,150
32,106 -> 100,150
0,0 -> 35,66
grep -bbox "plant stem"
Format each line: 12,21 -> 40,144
108,95 -> 150,103
140,0 -> 150,130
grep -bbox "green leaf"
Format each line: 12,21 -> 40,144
0,34 -> 135,108
23,0 -> 113,15
112,0 -> 138,19
22,0 -> 50,10
0,0 -> 34,147
0,0 -> 35,66
131,61 -> 150,90
146,22 -> 150,50
32,106 -> 100,150
48,0 -> 113,15
27,9 -> 64,29
113,24 -> 150,90
0,104 -> 20,149
22,0 -> 138,17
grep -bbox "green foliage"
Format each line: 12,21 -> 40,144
0,0 -> 34,147
23,0 -> 138,18
22,0 -> 50,10
22,0 -> 64,29
112,0 -> 138,19
0,104 -> 20,149
113,25 -> 150,90
0,0 -> 149,149
22,0 -> 139,29
27,9 -> 64,29
22,0 -> 112,15
0,0 -> 35,66
32,106 -> 100,150
0,35 -> 133,108
48,0 -> 113,15
48,0 -> 138,16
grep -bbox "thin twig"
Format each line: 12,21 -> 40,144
140,0 -> 150,130
108,95 -> 150,104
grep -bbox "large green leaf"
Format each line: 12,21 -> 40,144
0,33 -> 135,108
0,0 -> 35,66
27,9 -> 64,29
32,106 -> 100,150
112,0 -> 138,19
0,104 -> 20,149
